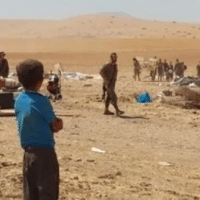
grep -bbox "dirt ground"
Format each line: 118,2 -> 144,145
1,16 -> 200,200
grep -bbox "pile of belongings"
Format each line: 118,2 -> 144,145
172,76 -> 200,87
0,77 -> 22,109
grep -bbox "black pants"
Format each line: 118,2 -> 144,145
133,69 -> 141,81
23,148 -> 59,200
105,82 -> 119,111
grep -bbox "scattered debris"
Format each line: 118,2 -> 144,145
1,161 -> 15,167
159,161 -> 172,166
83,84 -> 92,87
64,72 -> 101,81
163,90 -> 173,96
86,159 -> 95,163
72,176 -> 79,180
91,147 -> 105,153
0,109 -> 15,116
98,174 -> 115,179
171,76 -> 200,87
115,171 -> 122,176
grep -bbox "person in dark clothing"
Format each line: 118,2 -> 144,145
99,53 -> 124,116
182,62 -> 187,77
168,61 -> 174,81
174,59 -> 183,78
157,59 -> 164,81
133,58 -> 141,81
163,59 -> 169,81
196,61 -> 200,77
0,52 -> 9,78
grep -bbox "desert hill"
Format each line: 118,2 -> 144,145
1,14 -> 200,71
0,14 -> 199,39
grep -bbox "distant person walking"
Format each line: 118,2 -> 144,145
133,58 -> 141,81
0,52 -> 9,78
99,52 -> 124,116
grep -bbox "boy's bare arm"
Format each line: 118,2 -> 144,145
51,117 -> 63,133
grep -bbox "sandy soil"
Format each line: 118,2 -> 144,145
1,15 -> 200,200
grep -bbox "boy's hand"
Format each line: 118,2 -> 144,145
51,117 -> 63,133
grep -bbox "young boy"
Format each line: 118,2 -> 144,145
14,59 -> 63,200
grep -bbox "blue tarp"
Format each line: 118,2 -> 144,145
136,92 -> 152,103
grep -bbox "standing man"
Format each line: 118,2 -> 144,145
174,59 -> 182,78
181,62 -> 187,77
0,51 -> 9,78
149,56 -> 157,81
157,59 -> 164,81
168,61 -> 174,81
197,61 -> 200,77
99,52 -> 124,116
163,59 -> 169,81
133,58 -> 141,81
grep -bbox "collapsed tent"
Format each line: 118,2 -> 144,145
172,76 -> 200,87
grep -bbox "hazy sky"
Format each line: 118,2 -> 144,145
0,0 -> 199,23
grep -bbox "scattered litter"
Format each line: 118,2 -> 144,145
115,171 -> 122,176
64,72 -> 101,81
0,109 -> 15,116
83,84 -> 92,87
91,147 -> 106,153
98,174 -> 115,179
64,72 -> 86,80
87,159 -> 95,162
163,90 -> 173,96
159,161 -> 172,166
189,83 -> 198,88
1,161 -> 16,167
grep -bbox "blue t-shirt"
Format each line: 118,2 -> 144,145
14,91 -> 56,148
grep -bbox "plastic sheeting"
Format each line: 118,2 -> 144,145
172,77 -> 200,87
136,92 -> 153,103
64,72 -> 101,81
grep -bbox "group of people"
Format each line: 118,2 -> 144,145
132,56 -> 188,82
149,58 -> 177,82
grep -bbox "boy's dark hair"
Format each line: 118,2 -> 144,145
16,59 -> 44,89
110,52 -> 117,58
